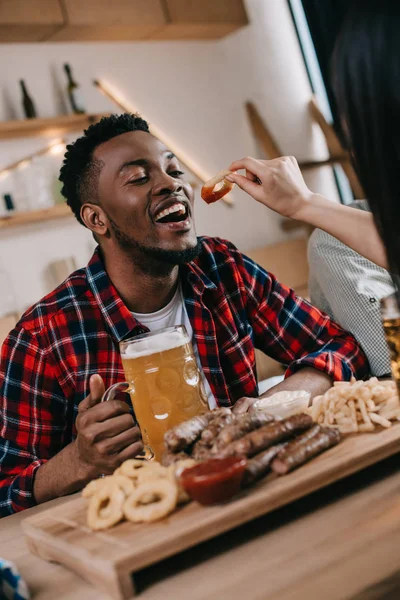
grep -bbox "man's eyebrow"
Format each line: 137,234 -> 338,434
118,159 -> 149,175
118,153 -> 178,176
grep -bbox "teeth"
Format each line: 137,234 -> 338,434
155,202 -> 186,222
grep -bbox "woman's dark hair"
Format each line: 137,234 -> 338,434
332,0 -> 400,278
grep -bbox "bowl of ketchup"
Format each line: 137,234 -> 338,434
180,457 -> 247,506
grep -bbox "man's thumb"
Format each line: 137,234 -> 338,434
79,374 -> 106,411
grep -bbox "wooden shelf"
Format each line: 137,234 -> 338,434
0,204 -> 72,230
45,0 -> 248,42
0,0 -> 248,42
0,0 -> 64,42
0,114 -> 108,141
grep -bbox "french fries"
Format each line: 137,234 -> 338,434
309,378 -> 400,434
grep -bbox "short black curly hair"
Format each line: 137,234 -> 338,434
59,113 -> 150,225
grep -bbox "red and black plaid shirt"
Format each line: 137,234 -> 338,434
0,237 -> 368,516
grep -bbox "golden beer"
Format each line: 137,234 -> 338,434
381,293 -> 400,396
382,317 -> 400,394
120,326 -> 207,460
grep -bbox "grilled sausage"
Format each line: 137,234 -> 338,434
217,413 -> 313,458
275,424 -> 323,455
242,443 -> 288,487
200,409 -> 235,444
191,440 -> 213,461
271,426 -> 341,474
164,408 -> 229,452
211,412 -> 275,453
161,450 -> 190,467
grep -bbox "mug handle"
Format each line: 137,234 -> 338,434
102,381 -> 154,461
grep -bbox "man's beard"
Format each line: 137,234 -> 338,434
108,216 -> 200,270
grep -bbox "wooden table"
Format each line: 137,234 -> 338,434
2,454 -> 400,600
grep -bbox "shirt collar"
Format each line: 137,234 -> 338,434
181,259 -> 217,295
85,246 -> 217,342
86,248 -> 141,342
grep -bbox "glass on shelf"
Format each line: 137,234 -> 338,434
1,138 -> 67,215
13,162 -> 31,212
0,269 -> 17,317
0,170 -> 13,216
30,155 -> 54,209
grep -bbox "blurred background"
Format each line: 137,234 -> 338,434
0,0 -> 357,330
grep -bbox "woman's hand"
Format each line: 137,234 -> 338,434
226,156 -> 313,220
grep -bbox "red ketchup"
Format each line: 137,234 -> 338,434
180,457 -> 247,506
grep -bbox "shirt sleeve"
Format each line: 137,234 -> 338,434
308,228 -> 393,377
239,252 -> 369,382
0,326 -> 67,517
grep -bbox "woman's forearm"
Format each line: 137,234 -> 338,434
297,194 -> 388,269
226,157 -> 388,270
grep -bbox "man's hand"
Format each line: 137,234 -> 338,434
232,396 -> 257,415
33,374 -> 143,505
232,368 -> 333,415
74,374 -> 143,478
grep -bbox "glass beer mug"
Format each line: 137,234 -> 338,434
102,325 -> 208,461
381,293 -> 400,395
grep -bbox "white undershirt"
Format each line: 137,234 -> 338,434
131,284 -> 217,409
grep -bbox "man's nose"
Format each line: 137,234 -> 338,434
152,172 -> 183,196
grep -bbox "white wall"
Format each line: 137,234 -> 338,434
0,0 -> 337,316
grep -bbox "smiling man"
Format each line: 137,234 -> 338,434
0,114 -> 368,516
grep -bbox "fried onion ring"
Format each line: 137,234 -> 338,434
87,486 -> 125,530
113,474 -> 136,495
83,474 -> 135,501
201,170 -> 235,204
82,476 -> 115,498
99,476 -> 136,519
168,458 -> 197,504
172,458 -> 198,478
136,462 -> 169,484
123,479 -> 178,523
114,459 -> 148,481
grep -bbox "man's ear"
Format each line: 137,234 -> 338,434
80,203 -> 109,237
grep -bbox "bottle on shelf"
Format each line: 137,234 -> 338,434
3,193 -> 15,212
19,80 -> 37,119
64,63 -> 86,115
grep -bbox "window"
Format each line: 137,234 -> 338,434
288,0 -> 353,204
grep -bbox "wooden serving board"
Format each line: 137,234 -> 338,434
22,425 -> 400,600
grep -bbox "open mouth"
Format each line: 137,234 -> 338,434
154,202 -> 189,224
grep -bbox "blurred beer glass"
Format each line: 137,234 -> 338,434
103,325 -> 208,461
381,293 -> 400,395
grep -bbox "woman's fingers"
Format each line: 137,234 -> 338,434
225,172 -> 262,200
228,157 -> 265,178
246,169 -> 260,183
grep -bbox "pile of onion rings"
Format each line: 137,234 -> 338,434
83,458 -> 196,531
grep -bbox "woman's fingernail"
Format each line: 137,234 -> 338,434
225,175 -> 234,182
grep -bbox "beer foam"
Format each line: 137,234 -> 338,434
122,329 -> 189,359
